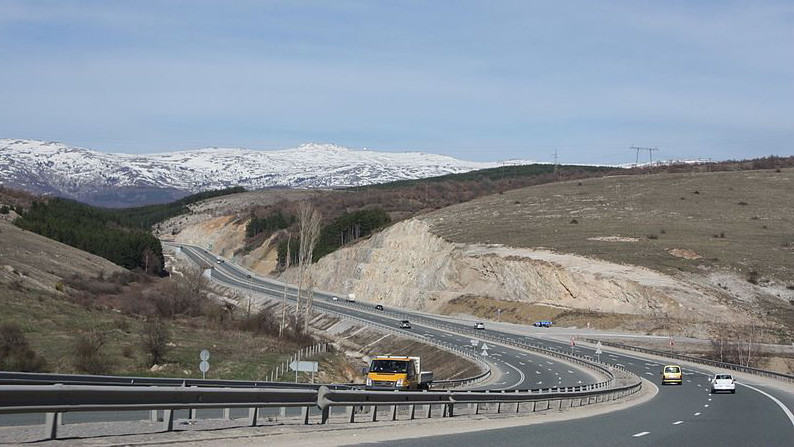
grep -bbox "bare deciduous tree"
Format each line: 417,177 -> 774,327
295,203 -> 322,331
280,232 -> 291,337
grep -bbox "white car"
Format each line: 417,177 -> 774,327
710,374 -> 736,394
474,322 -> 485,330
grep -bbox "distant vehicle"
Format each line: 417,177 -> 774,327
365,356 -> 433,390
661,365 -> 683,385
374,304 -> 384,311
216,259 -> 222,264
533,320 -> 553,327
399,320 -> 412,329
346,293 -> 356,302
331,296 -> 339,301
474,322 -> 485,330
710,374 -> 736,394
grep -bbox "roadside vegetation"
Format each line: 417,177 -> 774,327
0,266 -> 338,380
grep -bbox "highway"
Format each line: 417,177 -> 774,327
176,244 -> 598,391
178,244 -> 794,446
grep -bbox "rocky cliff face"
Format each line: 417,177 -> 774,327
280,218 -> 749,324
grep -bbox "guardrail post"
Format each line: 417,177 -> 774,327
44,412 -> 57,440
150,410 -> 160,422
223,408 -> 231,419
474,402 -> 480,415
163,410 -> 174,432
426,404 -> 433,418
301,406 -> 310,425
347,406 -> 356,423
248,407 -> 259,427
390,405 -> 398,421
370,406 -> 378,422
189,408 -> 197,420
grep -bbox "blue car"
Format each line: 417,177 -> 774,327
533,320 -> 553,328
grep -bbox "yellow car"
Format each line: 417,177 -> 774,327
661,365 -> 683,385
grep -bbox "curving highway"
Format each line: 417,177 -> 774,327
175,244 -> 794,446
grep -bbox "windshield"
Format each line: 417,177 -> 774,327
370,359 -> 409,373
715,374 -> 732,380
664,366 -> 680,373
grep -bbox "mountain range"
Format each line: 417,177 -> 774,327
0,139 -> 524,207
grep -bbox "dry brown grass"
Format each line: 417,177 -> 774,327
424,169 -> 794,284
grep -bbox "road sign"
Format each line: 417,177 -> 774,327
199,360 -> 209,379
289,361 -> 319,372
200,349 -> 210,361
470,339 -> 479,347
481,348 -> 489,356
481,343 -> 490,351
570,336 -> 576,346
595,342 -> 603,355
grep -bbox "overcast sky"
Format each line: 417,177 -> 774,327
1,0 -> 792,164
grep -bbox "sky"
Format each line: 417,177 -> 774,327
0,0 -> 792,164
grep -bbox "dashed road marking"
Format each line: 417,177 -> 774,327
645,372 -> 655,376
673,421 -> 684,425
704,404 -> 709,408
694,412 -> 701,416
632,432 -> 650,438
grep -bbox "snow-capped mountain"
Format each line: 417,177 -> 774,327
0,139 -> 524,207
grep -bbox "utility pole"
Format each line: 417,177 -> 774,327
553,149 -> 559,179
630,146 -> 659,167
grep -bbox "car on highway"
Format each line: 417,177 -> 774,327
661,365 -> 683,385
710,373 -> 736,394
331,296 -> 339,301
533,320 -> 553,327
399,320 -> 412,329
474,322 -> 485,330
374,304 -> 384,311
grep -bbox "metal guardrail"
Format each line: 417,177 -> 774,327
585,339 -> 794,384
0,374 -> 642,440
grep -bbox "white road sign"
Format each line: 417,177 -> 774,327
200,349 -> 210,361
290,361 -> 319,372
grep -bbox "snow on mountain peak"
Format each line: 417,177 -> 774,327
0,138 -> 530,207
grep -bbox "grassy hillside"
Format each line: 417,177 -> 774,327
423,169 -> 794,282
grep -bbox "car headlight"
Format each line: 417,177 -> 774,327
366,377 -> 372,386
395,379 -> 404,387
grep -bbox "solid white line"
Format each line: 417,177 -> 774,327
501,361 -> 526,390
739,383 -> 794,427
632,431 -> 650,437
673,421 -> 684,425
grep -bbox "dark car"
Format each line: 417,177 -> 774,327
375,304 -> 384,311
399,320 -> 411,329
533,320 -> 553,328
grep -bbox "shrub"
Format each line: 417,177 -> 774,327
747,271 -> 760,285
73,330 -> 110,374
140,320 -> 171,367
0,324 -> 47,372
570,219 -> 579,224
738,201 -> 748,206
0,205 -> 9,214
647,234 -> 658,240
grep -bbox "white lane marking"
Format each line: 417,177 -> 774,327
708,398 -> 712,402
536,370 -> 541,374
697,384 -> 702,387
739,383 -> 794,427
501,361 -> 526,390
546,361 -> 554,365
536,381 -> 543,385
632,432 -> 650,437
568,370 -> 574,374
694,412 -> 701,416
616,363 -> 625,367
673,421 -> 684,425
704,404 -> 709,408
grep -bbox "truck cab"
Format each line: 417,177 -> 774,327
365,356 -> 432,391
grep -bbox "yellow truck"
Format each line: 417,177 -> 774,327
365,356 -> 433,391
